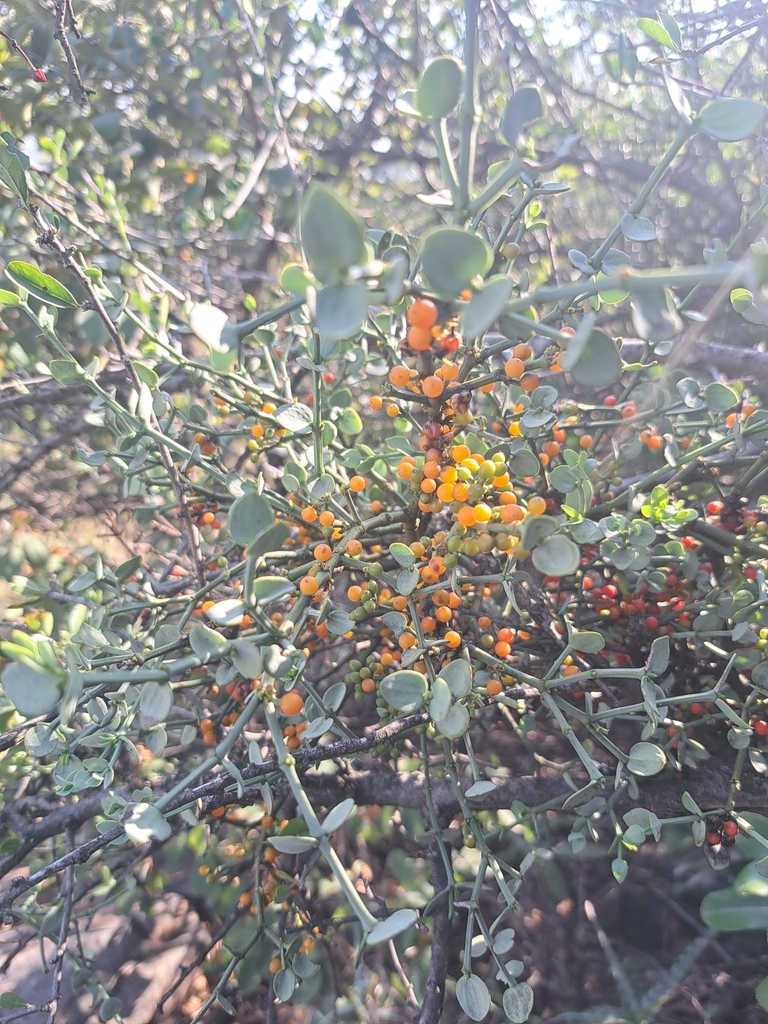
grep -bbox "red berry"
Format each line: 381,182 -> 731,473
707,500 -> 724,514
602,585 -> 619,599
744,566 -> 757,580
604,395 -> 618,407
753,720 -> 768,737
33,68 -> 46,83
722,820 -> 739,838
323,371 -> 335,384
689,703 -> 703,716
645,616 -> 659,630
706,831 -> 722,846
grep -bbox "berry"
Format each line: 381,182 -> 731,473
314,543 -> 332,562
280,690 -> 304,716
706,831 -> 722,846
422,375 -> 444,398
300,576 -> 320,596
753,719 -> 768,736
407,298 -> 439,330
722,820 -> 739,838
349,475 -> 367,493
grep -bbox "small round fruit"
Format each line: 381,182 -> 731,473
407,298 -> 439,330
280,690 -> 305,716
722,820 -> 739,838
300,576 -> 320,596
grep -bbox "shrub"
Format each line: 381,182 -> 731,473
2,3 -> 768,1022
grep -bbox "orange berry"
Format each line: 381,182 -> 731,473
562,664 -> 580,677
361,677 -> 376,693
544,441 -> 560,458
399,632 -> 417,649
457,506 -> 477,528
513,344 -> 532,361
370,395 -> 383,410
319,510 -> 334,527
301,507 -> 317,523
422,375 -> 444,398
314,543 -> 332,562
392,595 -> 408,611
479,381 -> 495,393
444,630 -> 462,649
420,616 -> 436,633
269,958 -> 282,974
441,362 -> 460,381
622,403 -> 637,419
280,690 -> 305,716
647,434 -> 664,450
349,475 -> 367,493
495,641 -> 511,657
478,616 -> 492,630
407,298 -> 439,329
504,357 -> 525,379
452,445 -> 471,462
486,679 -> 503,696
459,288 -> 473,301
579,435 -> 594,449
386,403 -> 400,417
347,585 -> 363,602
436,606 -> 452,623
201,442 -> 216,456
421,478 -> 437,494
497,627 -> 514,643
389,365 -> 411,387
300,576 -> 320,596
345,539 -> 363,556
527,496 -> 546,516
742,403 -> 757,417
407,326 -> 433,351
520,373 -> 539,392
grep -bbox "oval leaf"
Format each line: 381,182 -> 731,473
274,403 -> 313,434
503,981 -> 534,1023
366,908 -> 418,945
316,281 -> 368,341
2,661 -> 61,717
251,576 -> 294,605
627,741 -> 666,777
6,261 -> 78,308
380,670 -> 427,713
205,599 -> 246,627
416,56 -> 463,120
268,835 -> 319,854
568,630 -> 605,653
700,886 -> 768,930
322,797 -> 356,834
438,658 -> 472,698
421,228 -> 493,298
531,535 -> 580,577
429,676 -> 452,722
435,703 -> 470,739
568,329 -> 622,386
300,183 -> 367,285
460,275 -> 512,340
228,491 -> 274,546
140,681 -> 173,724
697,98 -> 766,142
456,974 -> 491,1022
502,86 -> 543,147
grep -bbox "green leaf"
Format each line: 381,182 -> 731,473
637,17 -> 678,51
703,381 -> 738,411
612,858 -> 628,884
421,228 -> 493,298
415,56 -> 463,120
627,741 -> 666,777
25,722 -> 62,757
49,359 -> 86,385
460,274 -> 512,339
273,967 -> 297,1002
549,465 -> 577,493
280,262 -> 316,296
0,288 -> 20,307
2,661 -> 61,716
700,886 -> 768,930
396,566 -> 420,596
316,281 -> 368,340
438,658 -> 472,698
322,797 -> 356,834
367,908 -> 418,945
251,576 -> 294,605
621,214 -> 656,242
189,623 -> 226,656
6,261 -> 78,308
380,670 -> 427,712
434,703 -> 470,739
0,993 -> 29,1010
140,681 -> 173,723
325,607 -> 355,635
697,99 -> 767,142
230,639 -> 263,678
100,997 -> 123,1022
519,513 -> 558,551
124,802 -> 172,844
0,137 -> 28,204
568,329 -> 622,386
503,981 -> 534,1023
268,835 -> 318,854
646,635 -> 669,676
389,542 -> 416,568
300,183 -> 367,285
338,406 -> 363,435
631,287 -> 682,343
568,630 -> 605,653
456,974 -> 492,1022
531,535 -> 580,577
247,522 -> 291,558
502,87 -> 543,147
228,491 -> 274,545
274,403 -> 313,434
429,676 -> 452,722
